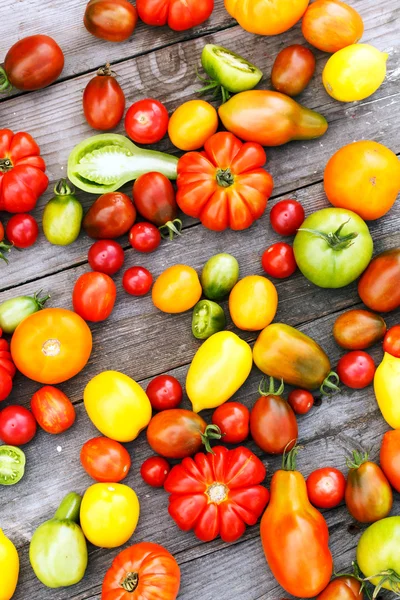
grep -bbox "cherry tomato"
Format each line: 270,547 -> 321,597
168,100 -> 218,151
337,351 -> 376,389
269,199 -> 305,236
211,402 -> 250,444
88,240 -> 125,275
31,386 -> 76,434
122,266 -> 153,296
6,214 -> 39,248
146,375 -> 183,411
306,467 -> 346,509
84,0 -> 138,42
0,406 -> 37,445
129,222 -> 161,253
125,99 -> 169,145
288,389 -> 314,415
80,437 -> 131,482
0,366 -> 12,402
383,325 -> 400,358
73,272 -> 117,322
83,64 -> 125,131
140,456 -> 171,487
261,242 -> 297,279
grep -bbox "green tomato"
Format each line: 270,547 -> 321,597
293,208 -> 373,288
0,291 -> 50,334
0,445 -> 25,485
43,179 -> 83,245
201,253 -> 239,300
357,516 -> 400,593
192,300 -> 226,340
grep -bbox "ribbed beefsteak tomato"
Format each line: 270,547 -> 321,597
136,0 -> 214,31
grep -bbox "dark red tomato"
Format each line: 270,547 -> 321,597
31,385 -> 76,434
261,242 -> 297,279
380,430 -> 400,493
0,405 -> 37,445
88,240 -> 125,275
317,576 -> 364,600
73,271 -> 116,322
140,456 -> 171,487
83,192 -> 136,239
133,172 -> 181,239
6,214 -> 39,248
288,389 -> 314,415
269,199 -> 305,236
146,374 -> 183,410
3,35 -> 64,91
83,65 -> 125,131
84,0 -> 138,42
122,266 -> 153,296
129,222 -> 161,253
80,437 -> 131,482
306,467 -> 346,509
0,366 -> 12,402
136,0 -> 214,31
383,325 -> 400,358
271,45 -> 316,97
337,351 -> 375,389
125,99 -> 169,144
211,402 -> 250,444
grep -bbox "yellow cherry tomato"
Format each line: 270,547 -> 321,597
323,44 -> 388,102
186,331 -> 253,412
80,483 -> 140,548
168,100 -> 218,151
0,528 -> 19,600
229,275 -> 278,331
374,353 -> 400,428
152,264 -> 202,314
84,371 -> 152,442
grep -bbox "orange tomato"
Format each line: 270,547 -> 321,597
225,0 -> 309,35
324,141 -> 400,220
152,265 -> 202,313
168,100 -> 218,151
229,275 -> 278,331
11,308 -> 92,384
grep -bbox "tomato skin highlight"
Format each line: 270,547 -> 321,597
88,240 -> 124,275
380,430 -> 400,493
73,272 -> 117,322
83,192 -> 136,239
0,405 -> 37,445
306,467 -> 346,509
83,66 -> 125,131
31,386 -> 76,434
271,45 -> 315,97
125,99 -> 169,144
337,351 -> 376,389
141,456 -> 171,487
6,214 -> 39,248
212,402 -> 250,444
80,437 -> 131,482
84,0 -> 138,41
146,375 -> 183,411
122,266 -> 153,296
261,243 -> 297,279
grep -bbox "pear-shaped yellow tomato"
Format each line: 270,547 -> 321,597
0,528 -> 19,600
84,371 -> 152,442
225,0 -> 309,35
168,100 -> 218,151
80,483 -> 140,548
152,264 -> 202,314
186,331 -> 252,412
374,353 -> 400,429
229,275 -> 278,331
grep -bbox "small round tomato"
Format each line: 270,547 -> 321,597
317,576 -> 364,600
129,222 -> 161,253
83,65 -> 125,131
6,214 -> 39,248
383,325 -> 400,358
269,199 -> 305,236
229,275 -> 278,331
152,265 -> 202,314
125,99 -> 169,144
140,456 -> 171,487
211,402 -> 250,444
0,406 -> 37,445
80,437 -> 131,482
88,240 -> 125,275
73,272 -> 117,322
122,266 -> 153,296
337,351 -> 376,389
168,100 -> 218,151
288,389 -> 314,415
31,386 -> 76,434
84,0 -> 138,42
307,467 -> 346,509
261,243 -> 297,279
146,375 -> 183,411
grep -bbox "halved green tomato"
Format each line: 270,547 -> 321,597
0,445 -> 26,485
192,300 -> 226,340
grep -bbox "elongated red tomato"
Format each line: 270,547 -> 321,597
136,0 -> 214,31
83,65 -> 125,131
80,437 -> 131,482
31,386 -> 76,434
72,272 -> 116,322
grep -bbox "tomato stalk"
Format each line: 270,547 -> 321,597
258,376 -> 285,398
53,178 -> 74,196
299,219 -> 359,251
200,424 -> 222,453
0,241 -> 13,264
0,158 -> 13,172
363,570 -> 400,598
0,67 -> 12,92
159,218 -> 182,240
346,450 -> 370,470
121,571 -> 139,592
216,168 -> 235,188
282,444 -> 302,471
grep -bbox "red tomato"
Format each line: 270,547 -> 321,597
211,402 -> 250,444
83,65 -> 125,131
88,240 -> 125,275
0,339 -> 8,351
146,375 -> 183,410
0,366 -> 12,402
380,430 -> 400,493
269,199 -> 305,235
317,576 -> 364,600
140,456 -> 171,487
136,0 -> 214,31
31,385 -> 76,434
84,0 -> 138,42
133,172 -> 181,239
129,222 -> 161,253
6,214 -> 39,248
337,351 -> 376,389
83,192 -> 136,239
306,467 -> 346,509
73,272 -> 117,322
288,389 -> 314,415
0,405 -> 37,445
0,222 -> 4,241
80,437 -> 131,482
125,99 -> 169,144
261,242 -> 297,279
383,325 -> 400,358
122,266 -> 153,296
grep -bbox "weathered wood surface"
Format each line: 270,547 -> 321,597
1,0 -> 400,599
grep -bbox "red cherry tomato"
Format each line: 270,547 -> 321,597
261,242 -> 297,279
140,456 -> 171,487
146,375 -> 183,411
125,99 -> 169,145
80,437 -> 131,482
72,271 -> 117,322
88,240 -> 125,275
83,65 -> 125,131
211,402 -> 250,444
0,366 -> 13,402
31,386 -> 76,434
122,266 -> 153,296
269,199 -> 305,236
129,222 -> 161,253
383,325 -> 400,358
6,214 -> 39,248
0,405 -> 37,445
337,351 -> 376,389
288,389 -> 314,415
306,467 -> 346,509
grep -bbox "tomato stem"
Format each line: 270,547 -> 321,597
0,67 -> 12,92
282,444 -> 303,471
97,62 -> 116,77
346,449 -> 369,470
320,371 -> 340,395
216,168 -> 235,188
54,178 -> 75,196
299,219 -> 358,250
121,571 -> 139,592
34,290 -> 51,310
201,424 -> 222,454
0,241 -> 13,264
0,158 -> 13,173
159,219 -> 182,240
258,377 -> 284,398
363,569 -> 400,598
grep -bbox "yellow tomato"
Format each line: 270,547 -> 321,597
168,100 -> 218,151
186,331 -> 253,412
152,264 -> 202,313
374,353 -> 400,429
0,529 -> 19,600
80,483 -> 140,548
323,44 -> 388,102
229,275 -> 278,331
225,0 -> 309,35
84,371 -> 151,442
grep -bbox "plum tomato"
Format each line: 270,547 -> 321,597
271,45 -> 316,97
0,405 -> 37,445
31,386 -> 76,434
261,242 -> 297,279
125,99 -> 169,145
88,240 -> 125,275
84,0 -> 138,42
122,266 -> 153,296
383,325 -> 400,358
129,222 -> 161,253
288,389 -> 314,415
269,199 -> 305,235
83,64 -> 125,131
306,467 -> 346,509
6,214 -> 39,248
140,456 -> 171,487
211,401 -> 250,444
80,437 -> 131,482
72,272 -> 117,322
146,375 -> 183,411
337,351 -> 376,389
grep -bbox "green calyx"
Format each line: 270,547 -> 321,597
364,569 -> 400,599
216,168 -> 235,188
54,178 -> 75,197
33,290 -> 51,310
320,371 -> 340,396
346,449 -> 369,470
201,424 -> 222,454
282,444 -> 302,472
258,376 -> 284,398
121,571 -> 139,592
197,70 -> 232,104
0,241 -> 13,264
159,219 -> 182,241
0,158 -> 13,173
299,220 -> 358,251
0,67 -> 12,92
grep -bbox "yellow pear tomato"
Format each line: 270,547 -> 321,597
374,353 -> 400,429
168,100 -> 218,151
229,275 -> 278,331
84,371 -> 152,442
225,0 -> 309,35
0,528 -> 19,600
152,264 -> 202,314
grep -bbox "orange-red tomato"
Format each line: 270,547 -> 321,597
271,45 -> 316,97
317,576 -> 364,600
80,437 -> 131,482
73,272 -> 117,322
31,386 -> 76,434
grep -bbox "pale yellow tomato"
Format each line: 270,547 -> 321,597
152,264 -> 202,313
229,275 -> 278,331
168,100 -> 218,151
0,528 -> 19,600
